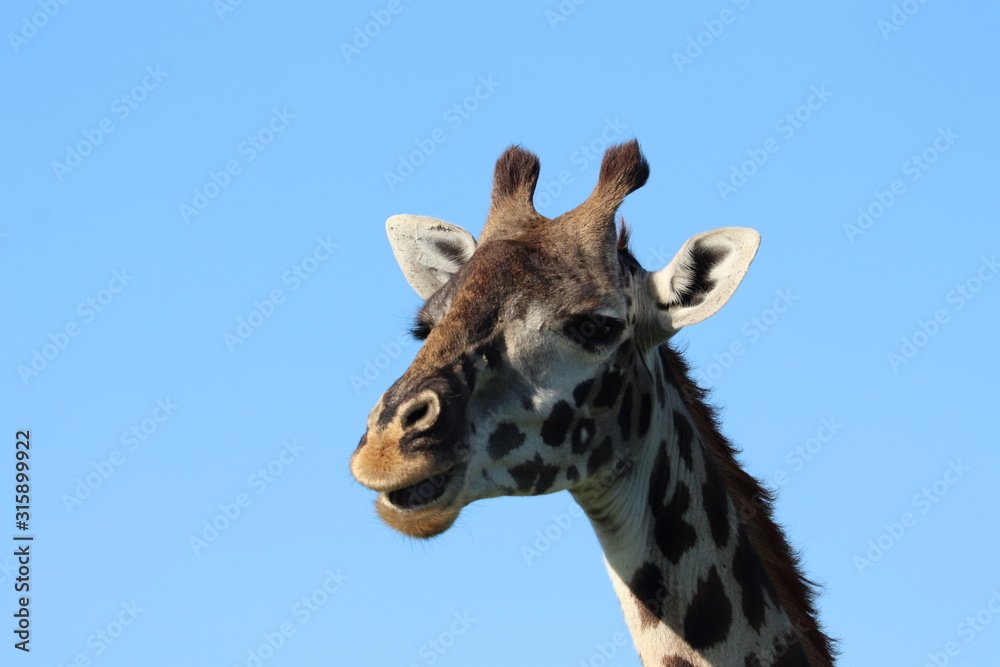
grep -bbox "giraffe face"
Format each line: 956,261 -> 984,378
351,142 -> 760,538
351,235 -> 638,538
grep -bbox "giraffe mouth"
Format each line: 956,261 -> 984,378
375,465 -> 467,538
383,467 -> 463,511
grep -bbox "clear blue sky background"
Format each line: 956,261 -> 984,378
3,1 -> 998,665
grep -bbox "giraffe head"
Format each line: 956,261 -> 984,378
351,141 -> 760,538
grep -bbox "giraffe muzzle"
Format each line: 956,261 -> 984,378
352,383 -> 471,538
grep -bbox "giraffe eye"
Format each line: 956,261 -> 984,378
564,315 -> 623,351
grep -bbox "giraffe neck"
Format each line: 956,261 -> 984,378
571,345 -> 832,667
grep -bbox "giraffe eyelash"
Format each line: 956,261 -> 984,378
409,320 -> 432,340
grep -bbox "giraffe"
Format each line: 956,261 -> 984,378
351,141 -> 836,666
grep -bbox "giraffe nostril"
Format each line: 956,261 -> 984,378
402,402 -> 429,429
399,391 -> 440,431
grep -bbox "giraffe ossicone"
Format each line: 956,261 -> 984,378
351,141 -> 835,666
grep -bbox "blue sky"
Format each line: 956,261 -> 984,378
3,1 -> 998,665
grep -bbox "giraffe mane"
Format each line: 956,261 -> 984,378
616,218 -> 632,250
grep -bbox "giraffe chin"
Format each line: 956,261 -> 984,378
375,498 -> 462,538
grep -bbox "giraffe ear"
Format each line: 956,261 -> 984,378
386,215 -> 477,299
649,227 -> 761,332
